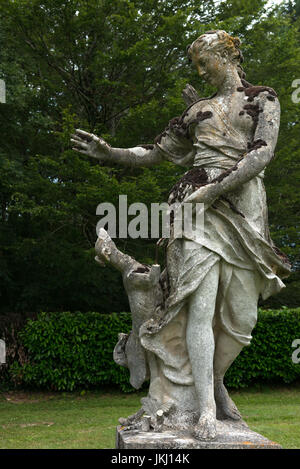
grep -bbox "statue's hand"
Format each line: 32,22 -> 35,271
71,129 -> 111,161
184,183 -> 219,205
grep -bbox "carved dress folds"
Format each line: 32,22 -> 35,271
139,92 -> 291,407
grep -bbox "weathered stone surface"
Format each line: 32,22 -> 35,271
72,29 -> 291,445
116,421 -> 282,450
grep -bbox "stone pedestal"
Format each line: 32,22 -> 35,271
116,420 -> 282,449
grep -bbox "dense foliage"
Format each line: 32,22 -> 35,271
1,308 -> 299,392
0,0 -> 299,314
9,311 -> 133,391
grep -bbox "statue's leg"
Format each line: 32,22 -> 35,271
186,261 -> 220,440
213,333 -> 244,420
213,266 -> 260,420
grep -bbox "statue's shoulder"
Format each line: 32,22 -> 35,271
180,94 -> 216,126
154,95 -> 215,145
236,79 -> 278,103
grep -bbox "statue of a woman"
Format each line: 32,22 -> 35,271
71,30 -> 291,440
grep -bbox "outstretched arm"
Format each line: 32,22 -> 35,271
186,92 -> 280,204
71,129 -> 163,167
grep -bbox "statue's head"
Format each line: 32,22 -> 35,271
187,30 -> 244,87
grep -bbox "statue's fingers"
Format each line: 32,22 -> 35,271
184,195 -> 193,203
71,133 -> 85,143
71,139 -> 89,150
72,146 -> 89,155
75,129 -> 93,142
92,134 -> 101,143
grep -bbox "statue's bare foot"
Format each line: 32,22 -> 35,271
215,381 -> 241,421
194,411 -> 217,440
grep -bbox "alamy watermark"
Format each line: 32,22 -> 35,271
0,79 -> 5,104
96,195 -> 205,244
291,79 -> 300,104
0,339 -> 6,364
292,339 -> 300,364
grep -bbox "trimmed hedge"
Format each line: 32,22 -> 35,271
225,308 -> 300,387
3,308 -> 300,391
0,312 -> 37,388
8,312 -> 132,391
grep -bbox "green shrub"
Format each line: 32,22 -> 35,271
10,311 -> 132,391
8,308 -> 300,391
0,312 -> 37,388
225,308 -> 300,388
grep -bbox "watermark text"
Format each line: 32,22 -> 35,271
292,339 -> 300,364
96,195 -> 205,244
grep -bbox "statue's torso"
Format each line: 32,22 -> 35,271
168,90 -> 272,237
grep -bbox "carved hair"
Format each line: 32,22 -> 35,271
187,30 -> 246,78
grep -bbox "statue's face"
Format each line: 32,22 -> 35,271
190,47 -> 228,88
189,33 -> 230,88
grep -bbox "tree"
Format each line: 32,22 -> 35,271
0,0 -> 299,314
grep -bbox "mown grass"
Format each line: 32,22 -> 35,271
0,384 -> 299,449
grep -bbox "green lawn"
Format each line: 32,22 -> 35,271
0,384 -> 299,449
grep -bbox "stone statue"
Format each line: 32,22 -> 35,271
71,30 -> 291,443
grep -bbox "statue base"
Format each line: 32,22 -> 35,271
116,420 -> 282,449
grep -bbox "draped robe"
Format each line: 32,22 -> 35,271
138,93 -> 291,410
